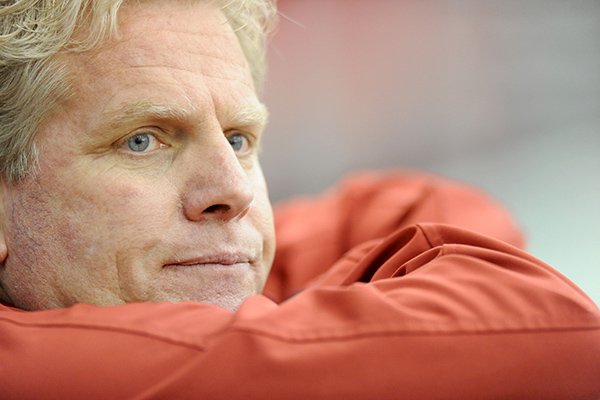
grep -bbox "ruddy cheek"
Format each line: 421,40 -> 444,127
103,182 -> 146,203
96,179 -> 180,235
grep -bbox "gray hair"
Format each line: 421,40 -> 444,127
0,0 -> 277,182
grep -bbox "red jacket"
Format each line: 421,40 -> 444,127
1,171 -> 599,399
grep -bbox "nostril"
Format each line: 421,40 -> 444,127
203,204 -> 231,214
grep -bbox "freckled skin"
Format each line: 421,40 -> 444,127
0,1 -> 276,311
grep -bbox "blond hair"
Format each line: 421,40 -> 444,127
0,0 -> 277,182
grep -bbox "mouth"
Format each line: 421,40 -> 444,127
163,253 -> 255,268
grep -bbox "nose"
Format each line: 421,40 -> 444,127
182,138 -> 254,222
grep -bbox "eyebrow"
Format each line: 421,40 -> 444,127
226,102 -> 269,129
99,100 -> 269,132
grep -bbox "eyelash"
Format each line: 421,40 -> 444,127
115,128 -> 258,158
225,131 -> 255,155
117,130 -> 168,154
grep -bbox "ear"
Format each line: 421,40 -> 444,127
0,183 -> 11,305
0,183 -> 7,265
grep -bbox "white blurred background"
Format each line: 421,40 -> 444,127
261,0 -> 600,302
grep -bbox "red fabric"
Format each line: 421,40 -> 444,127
265,170 -> 525,301
1,171 -> 598,399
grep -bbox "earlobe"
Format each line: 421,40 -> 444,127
0,186 -> 7,265
0,236 -> 7,303
0,232 -> 6,265
0,185 -> 11,306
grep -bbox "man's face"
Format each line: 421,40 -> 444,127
0,1 -> 275,311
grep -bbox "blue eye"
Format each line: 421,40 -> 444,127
227,133 -> 250,154
128,133 -> 151,152
121,132 -> 167,154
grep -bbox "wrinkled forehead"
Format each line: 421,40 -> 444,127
117,0 -> 237,45
48,0 -> 261,135
84,1 -> 252,80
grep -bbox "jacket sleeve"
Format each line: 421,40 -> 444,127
1,223 -> 598,399
265,170 -> 525,301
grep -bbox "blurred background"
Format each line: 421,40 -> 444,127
261,0 -> 600,302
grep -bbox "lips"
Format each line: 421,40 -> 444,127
163,253 -> 255,268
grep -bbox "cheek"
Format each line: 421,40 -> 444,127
14,170 -> 176,258
249,172 -> 276,264
75,176 -> 178,241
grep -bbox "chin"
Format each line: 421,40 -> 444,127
159,291 -> 252,311
147,284 -> 258,311
207,294 -> 251,311
139,263 -> 265,310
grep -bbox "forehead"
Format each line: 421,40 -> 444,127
60,0 -> 258,126
112,1 -> 249,73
